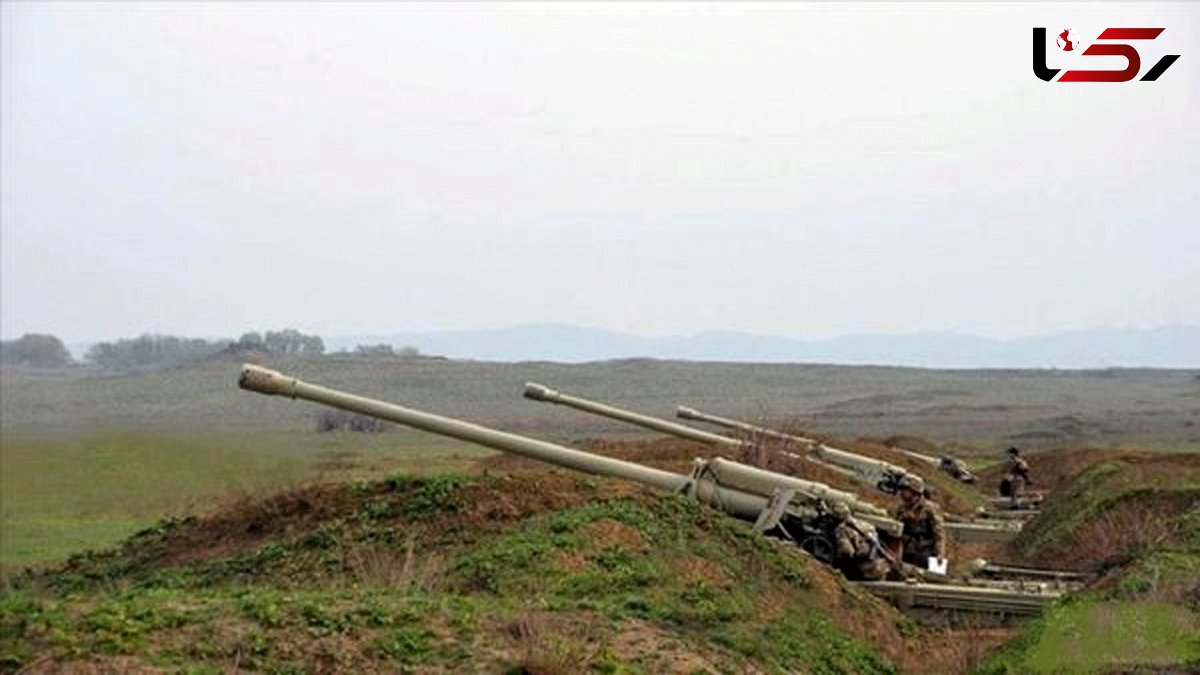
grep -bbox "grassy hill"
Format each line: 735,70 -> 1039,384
979,450 -> 1200,673
5,441 -> 1198,673
1,468 -> 907,673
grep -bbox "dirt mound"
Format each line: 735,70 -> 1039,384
976,450 -> 1200,673
1013,452 -> 1200,571
584,436 -> 713,470
881,434 -> 942,456
969,444 -> 1137,492
9,471 -> 915,674
29,437 -> 1193,673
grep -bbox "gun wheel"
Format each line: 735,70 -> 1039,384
799,535 -> 834,564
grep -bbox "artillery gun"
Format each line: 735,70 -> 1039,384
237,365 -> 1058,617
523,383 -> 858,480
679,406 -> 977,484
523,383 -> 898,489
676,405 -> 914,494
877,441 -> 978,484
522,384 -> 1019,543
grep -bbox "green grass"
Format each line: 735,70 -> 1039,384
1,478 -> 897,673
0,432 -> 308,566
977,598 -> 1199,674
0,431 -> 490,567
978,456 -> 1200,674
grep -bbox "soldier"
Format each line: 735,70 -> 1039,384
830,502 -> 889,581
892,474 -> 947,569
1003,446 -> 1033,505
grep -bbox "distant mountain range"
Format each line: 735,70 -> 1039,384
328,324 -> 1200,369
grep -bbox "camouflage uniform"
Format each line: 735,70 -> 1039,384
1005,455 -> 1032,500
833,517 -> 889,581
892,498 -> 946,567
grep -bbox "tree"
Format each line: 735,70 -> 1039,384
263,329 -> 325,356
84,334 -> 226,371
0,333 -> 74,368
355,343 -> 396,356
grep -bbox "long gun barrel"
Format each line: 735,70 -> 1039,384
523,382 -> 858,481
238,365 -> 900,536
523,383 -> 741,448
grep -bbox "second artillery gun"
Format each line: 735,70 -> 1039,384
523,383 -> 1021,543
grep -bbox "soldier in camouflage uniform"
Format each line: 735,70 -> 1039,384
891,474 -> 947,568
830,502 -> 889,581
1003,446 -> 1033,505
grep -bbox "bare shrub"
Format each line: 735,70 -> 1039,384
1061,499 -> 1182,570
344,539 -> 446,591
901,621 -> 1016,674
504,612 -> 601,675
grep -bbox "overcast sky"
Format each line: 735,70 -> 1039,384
2,2 -> 1197,343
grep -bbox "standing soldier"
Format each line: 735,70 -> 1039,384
830,502 -> 890,581
892,474 -> 947,569
1003,446 -> 1033,506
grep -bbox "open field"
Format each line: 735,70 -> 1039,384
4,354 -> 1199,447
2,354 -> 1198,568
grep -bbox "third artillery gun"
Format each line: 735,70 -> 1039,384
522,382 -> 1020,543
676,406 -> 977,486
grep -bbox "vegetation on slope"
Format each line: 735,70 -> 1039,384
977,452 -> 1200,673
2,472 -> 905,673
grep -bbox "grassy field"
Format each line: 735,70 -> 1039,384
0,429 -> 490,567
0,474 -> 907,673
2,354 -> 1198,569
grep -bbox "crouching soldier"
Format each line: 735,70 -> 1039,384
830,502 -> 890,581
892,474 -> 947,569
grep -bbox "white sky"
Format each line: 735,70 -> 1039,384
2,2 -> 1197,343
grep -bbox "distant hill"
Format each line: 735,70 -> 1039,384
329,324 -> 1200,368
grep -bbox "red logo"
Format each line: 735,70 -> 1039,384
1056,29 -> 1076,52
1033,27 -> 1180,82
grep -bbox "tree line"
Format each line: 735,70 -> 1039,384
1,329 -> 423,371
